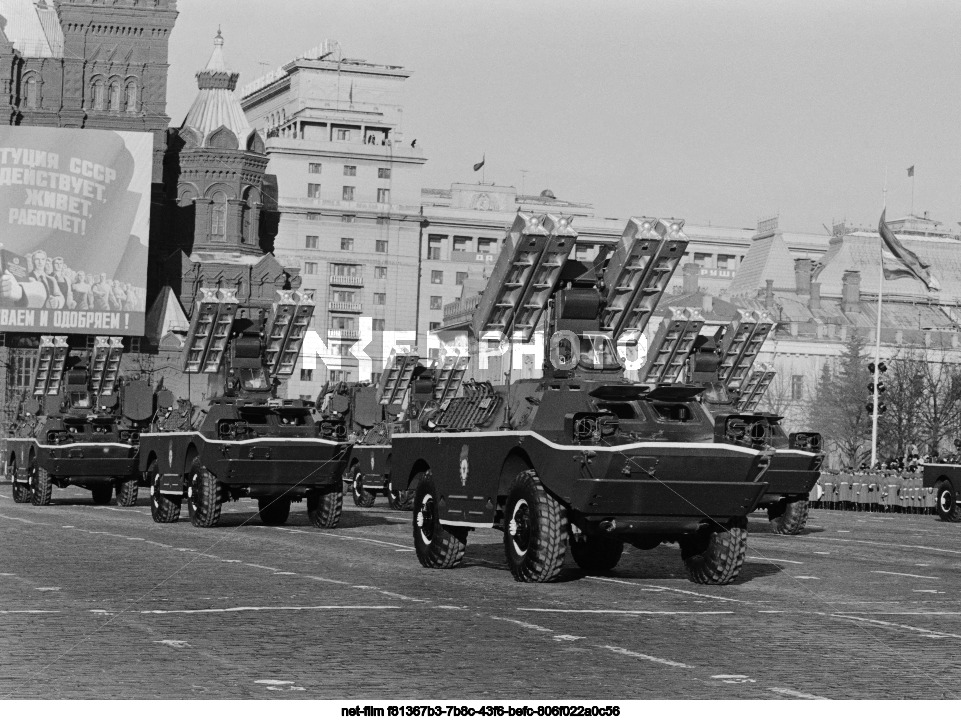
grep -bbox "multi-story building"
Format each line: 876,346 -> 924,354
239,43 -> 426,399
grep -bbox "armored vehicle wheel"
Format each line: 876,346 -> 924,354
413,472 -> 467,569
187,460 -> 223,528
307,487 -> 343,529
352,470 -> 375,508
768,498 -> 809,535
116,478 -> 139,507
680,517 -> 748,585
29,461 -> 52,506
503,470 -> 569,583
148,459 -> 181,524
570,535 -> 624,572
91,485 -> 113,505
10,461 -> 31,504
258,496 -> 291,526
386,482 -> 413,511
936,480 -> 961,522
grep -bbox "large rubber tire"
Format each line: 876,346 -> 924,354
148,459 -> 181,524
386,481 -> 413,511
570,535 -> 624,572
116,478 -> 139,507
29,460 -> 52,506
10,460 -> 31,504
503,469 -> 569,583
187,459 -> 223,528
680,517 -> 748,585
91,485 -> 113,505
413,472 -> 467,569
306,487 -> 343,529
768,498 -> 809,535
936,480 -> 961,522
352,469 -> 375,508
258,496 -> 291,526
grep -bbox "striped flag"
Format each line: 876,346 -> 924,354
473,154 -> 485,172
878,209 -> 940,291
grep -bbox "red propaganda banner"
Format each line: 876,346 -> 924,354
0,126 -> 152,335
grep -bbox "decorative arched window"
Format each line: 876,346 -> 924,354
24,74 -> 39,109
125,80 -> 138,112
109,80 -> 122,111
91,77 -> 105,110
210,191 -> 227,239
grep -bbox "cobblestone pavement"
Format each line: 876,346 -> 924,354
1,484 -> 960,700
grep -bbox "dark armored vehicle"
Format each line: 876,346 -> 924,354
138,289 -> 351,528
6,336 -> 154,506
682,314 -> 824,534
922,461 -> 961,522
389,213 -> 776,585
319,353 -> 466,510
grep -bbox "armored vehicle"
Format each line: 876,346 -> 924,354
138,289 -> 351,528
319,353 -> 467,510
683,315 -> 824,534
390,213 -> 775,585
6,336 -> 154,507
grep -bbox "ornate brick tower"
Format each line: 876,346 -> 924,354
162,30 -> 298,319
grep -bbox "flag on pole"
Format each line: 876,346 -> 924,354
473,154 -> 485,172
349,80 -> 354,104
878,209 -> 940,291
907,165 -> 914,177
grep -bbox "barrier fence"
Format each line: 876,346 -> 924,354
809,472 -> 935,514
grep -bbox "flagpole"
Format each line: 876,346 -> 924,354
871,175 -> 887,469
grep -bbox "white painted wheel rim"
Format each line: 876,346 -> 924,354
510,499 -> 530,556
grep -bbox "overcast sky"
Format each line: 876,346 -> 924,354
167,0 -> 961,234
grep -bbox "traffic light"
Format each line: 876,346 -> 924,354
866,359 -> 888,415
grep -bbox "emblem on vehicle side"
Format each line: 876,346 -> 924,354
168,445 -> 173,468
370,454 -> 375,471
459,444 -> 469,487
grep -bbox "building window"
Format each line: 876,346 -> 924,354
431,270 -> 443,285
343,165 -> 356,176
378,167 -> 391,179
329,370 -> 351,382
330,316 -> 355,331
376,217 -> 389,225
90,77 -> 105,110
427,236 -> 443,260
210,191 -> 227,238
300,368 -> 314,382
332,263 -> 359,276
305,235 -> 318,249
456,272 -> 468,286
304,261 -> 318,274
307,183 -> 321,199
453,237 -> 472,252
342,186 -> 355,201
342,215 -> 355,223
332,290 -> 356,303
308,163 -> 322,174
478,238 -> 497,254
374,266 -> 387,279
429,322 -> 441,331
430,296 -> 443,310
109,80 -> 122,111
791,375 -> 804,401
125,80 -> 138,112
377,188 -> 390,203
306,212 -> 321,221
693,252 -> 712,267
717,254 -> 736,270
373,293 -> 387,305
372,319 -> 386,331
375,240 -> 388,253
340,238 -> 354,251
336,128 -> 350,141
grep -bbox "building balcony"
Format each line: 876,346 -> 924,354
328,302 -> 362,313
330,274 -> 364,287
442,295 -> 481,327
328,328 -> 361,340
